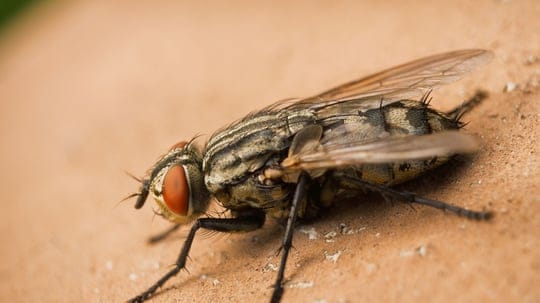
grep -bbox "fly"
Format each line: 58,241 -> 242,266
126,49 -> 493,303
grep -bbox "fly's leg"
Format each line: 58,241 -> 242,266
446,90 -> 488,122
270,172 -> 309,303
128,213 -> 265,303
147,224 -> 180,244
343,176 -> 492,220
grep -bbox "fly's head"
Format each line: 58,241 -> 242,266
132,140 -> 210,224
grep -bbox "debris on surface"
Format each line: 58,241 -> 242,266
299,227 -> 319,240
128,273 -> 138,281
339,223 -> 367,235
400,244 -> 428,257
416,244 -> 428,256
324,250 -> 342,263
105,260 -> 113,271
503,82 -> 517,92
399,250 -> 415,257
286,280 -> 314,289
524,55 -> 538,65
263,262 -> 278,272
299,223 -> 368,243
324,231 -> 337,242
339,223 -> 351,234
200,274 -> 221,286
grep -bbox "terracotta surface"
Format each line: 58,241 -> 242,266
0,1 -> 538,302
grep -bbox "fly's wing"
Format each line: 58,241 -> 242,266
279,49 -> 490,174
282,49 -> 492,112
282,131 -> 478,172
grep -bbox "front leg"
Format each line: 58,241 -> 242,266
128,212 -> 265,303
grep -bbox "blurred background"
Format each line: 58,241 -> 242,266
0,1 -> 538,302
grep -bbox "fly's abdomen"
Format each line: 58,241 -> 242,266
373,100 -> 458,185
322,100 -> 460,186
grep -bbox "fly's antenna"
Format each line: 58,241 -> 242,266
124,171 -> 150,209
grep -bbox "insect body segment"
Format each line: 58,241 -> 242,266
127,49 -> 493,303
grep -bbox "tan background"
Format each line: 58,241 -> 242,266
0,1 -> 538,302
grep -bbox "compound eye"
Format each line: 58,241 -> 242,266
169,141 -> 188,151
162,165 -> 189,216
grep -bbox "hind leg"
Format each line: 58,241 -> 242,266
446,90 -> 488,122
342,176 -> 492,220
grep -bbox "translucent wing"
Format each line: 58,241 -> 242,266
285,49 -> 492,111
282,131 -> 478,172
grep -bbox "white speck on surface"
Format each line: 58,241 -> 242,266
399,250 -> 415,257
366,263 -> 378,273
339,223 -> 348,234
93,288 -> 100,294
525,55 -> 538,65
286,280 -> 314,289
324,231 -> 337,242
324,250 -> 342,263
338,223 -> 367,235
375,232 -> 381,238
263,262 -> 278,272
299,227 -> 319,240
129,273 -> 138,281
401,245 -> 428,257
416,244 -> 427,256
105,260 -> 113,270
504,82 -> 517,92
200,274 -> 220,286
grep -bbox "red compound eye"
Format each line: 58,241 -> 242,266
169,141 -> 188,151
162,165 -> 189,216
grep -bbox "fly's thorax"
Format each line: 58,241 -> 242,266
149,141 -> 210,224
202,109 -> 316,194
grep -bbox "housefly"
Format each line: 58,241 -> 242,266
126,49 -> 493,303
